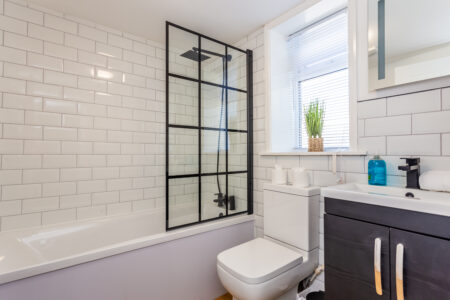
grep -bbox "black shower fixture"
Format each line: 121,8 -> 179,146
181,47 -> 232,62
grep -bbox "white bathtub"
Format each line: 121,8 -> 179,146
0,209 -> 254,300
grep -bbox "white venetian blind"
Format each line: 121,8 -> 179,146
288,9 -> 349,150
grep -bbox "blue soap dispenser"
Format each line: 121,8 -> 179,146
368,155 -> 387,186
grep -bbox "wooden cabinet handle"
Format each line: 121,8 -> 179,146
374,238 -> 382,295
396,243 -> 405,300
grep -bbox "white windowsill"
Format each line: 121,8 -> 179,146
259,150 -> 367,156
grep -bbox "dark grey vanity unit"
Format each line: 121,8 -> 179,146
322,184 -> 450,300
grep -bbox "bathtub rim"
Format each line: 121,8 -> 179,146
0,212 -> 254,285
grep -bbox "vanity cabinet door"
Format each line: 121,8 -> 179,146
390,229 -> 450,300
325,214 -> 390,300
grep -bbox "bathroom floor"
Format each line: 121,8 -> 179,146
215,293 -> 232,300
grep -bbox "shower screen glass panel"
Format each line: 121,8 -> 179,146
166,22 -> 253,230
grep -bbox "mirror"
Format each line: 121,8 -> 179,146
368,0 -> 450,90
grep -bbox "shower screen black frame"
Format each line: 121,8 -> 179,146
165,22 -> 253,231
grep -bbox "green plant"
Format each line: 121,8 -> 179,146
304,100 -> 325,138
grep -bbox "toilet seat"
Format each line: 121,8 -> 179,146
217,238 -> 303,284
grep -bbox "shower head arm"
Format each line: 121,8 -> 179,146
192,47 -> 232,61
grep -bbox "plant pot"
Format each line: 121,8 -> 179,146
308,137 -> 323,152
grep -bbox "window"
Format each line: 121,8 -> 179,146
288,9 -> 349,150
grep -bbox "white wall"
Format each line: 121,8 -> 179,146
0,0 -> 167,231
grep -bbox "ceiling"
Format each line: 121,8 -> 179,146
29,0 -> 304,44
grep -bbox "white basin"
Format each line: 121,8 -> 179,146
321,183 -> 450,217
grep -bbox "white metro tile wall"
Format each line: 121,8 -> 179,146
0,0 -> 166,231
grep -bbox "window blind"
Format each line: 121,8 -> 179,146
288,9 -> 349,150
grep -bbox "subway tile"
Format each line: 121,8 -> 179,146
107,130 -> 132,143
4,62 -> 43,82
44,99 -> 77,114
365,115 -> 411,136
3,124 -> 42,139
387,90 -> 441,115
2,155 -> 41,169
44,14 -> 77,34
0,139 -> 23,154
107,178 -> 132,191
60,168 -> 91,181
79,25 -> 107,42
95,92 -> 122,106
412,110 -> 450,134
44,126 -> 77,140
1,213 -> 41,231
94,117 -> 121,131
4,1 -> 43,25
107,202 -> 131,215
420,156 -> 450,173
60,194 -> 91,208
0,107 -> 24,124
65,34 -> 95,52
23,197 -> 59,213
358,98 -> 386,119
0,15 -> 27,34
0,45 -> 26,64
93,167 -> 120,179
95,68 -> 122,83
94,142 -> 120,154
108,81 -> 132,96
133,64 -> 155,78
78,77 -> 107,92
61,141 -> 93,154
44,70 -> 77,87
92,191 -> 119,205
42,209 -> 76,225
27,81 -> 63,98
0,76 -> 26,94
107,57 -> 132,73
44,42 -> 77,60
29,23 -> 64,44
78,128 -> 107,142
108,106 -> 132,119
77,205 -> 106,220
5,32 -> 43,53
43,155 -> 76,168
2,184 -> 41,200
358,136 -> 386,155
387,134 -> 441,156
120,189 -> 143,202
78,103 -> 107,117
0,170 -> 22,185
63,87 -> 95,103
77,155 -> 106,167
24,140 -> 60,154
133,41 -> 155,56
62,114 -> 93,128
443,88 -> 450,110
78,180 -> 106,194
63,60 -> 95,77
0,200 -> 21,217
123,50 -> 146,65
43,182 -> 76,196
78,50 -> 107,67
108,34 -> 132,49
27,52 -> 63,71
443,134 -> 450,156
25,110 -> 61,126
96,42 -> 122,58
122,73 -> 146,87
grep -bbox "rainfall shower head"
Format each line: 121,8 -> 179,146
180,50 -> 210,62
180,47 -> 233,62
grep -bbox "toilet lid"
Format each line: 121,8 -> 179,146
217,238 -> 303,284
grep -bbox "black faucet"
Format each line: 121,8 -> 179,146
398,157 -> 420,189
214,192 -> 226,207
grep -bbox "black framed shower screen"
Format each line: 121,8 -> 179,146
165,22 -> 253,230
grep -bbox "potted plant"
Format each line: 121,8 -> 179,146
304,100 -> 324,152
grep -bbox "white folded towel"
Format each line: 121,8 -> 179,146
419,171 -> 450,192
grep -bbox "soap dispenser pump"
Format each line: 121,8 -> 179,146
368,155 -> 387,186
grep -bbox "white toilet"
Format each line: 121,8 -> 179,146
217,184 -> 320,300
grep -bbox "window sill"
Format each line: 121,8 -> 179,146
259,151 -> 367,156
